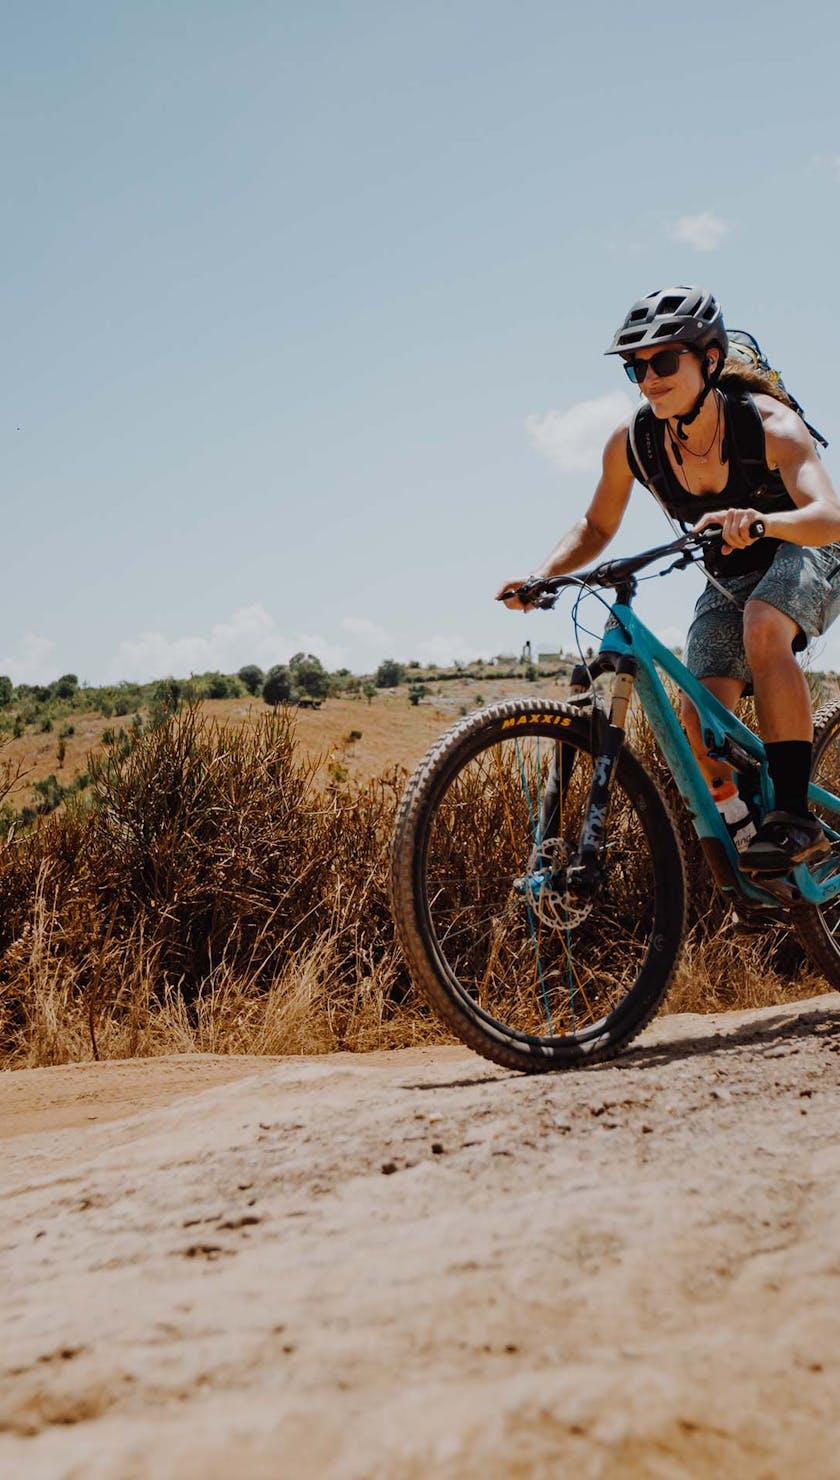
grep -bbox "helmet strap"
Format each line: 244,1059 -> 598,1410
675,360 -> 714,440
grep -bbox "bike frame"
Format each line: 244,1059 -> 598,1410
598,597 -> 840,909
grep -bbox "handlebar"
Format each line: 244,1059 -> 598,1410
498,520 -> 766,609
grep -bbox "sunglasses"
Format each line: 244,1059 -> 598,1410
623,347 -> 693,384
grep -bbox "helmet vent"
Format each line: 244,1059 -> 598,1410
628,308 -> 648,323
658,296 -> 684,315
654,322 -> 683,339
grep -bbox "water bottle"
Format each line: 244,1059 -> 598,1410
715,784 -> 758,852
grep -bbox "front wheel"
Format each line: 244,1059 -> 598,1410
390,698 -> 687,1072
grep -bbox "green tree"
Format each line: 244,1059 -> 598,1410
237,664 -> 264,696
52,673 -> 79,700
375,658 -> 404,688
0,676 -> 12,707
290,653 -> 329,700
263,665 -> 292,706
408,683 -> 428,706
362,681 -> 376,705
202,671 -> 232,699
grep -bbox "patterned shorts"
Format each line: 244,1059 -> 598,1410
684,542 -> 840,684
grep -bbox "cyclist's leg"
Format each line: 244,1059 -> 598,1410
680,677 -> 746,788
681,588 -> 752,789
738,546 -> 836,868
743,599 -> 812,742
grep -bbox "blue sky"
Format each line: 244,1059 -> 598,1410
4,1 -> 840,682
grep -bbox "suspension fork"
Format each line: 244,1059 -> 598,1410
536,662 -> 592,862
566,655 -> 638,893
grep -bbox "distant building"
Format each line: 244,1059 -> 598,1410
538,651 -> 564,666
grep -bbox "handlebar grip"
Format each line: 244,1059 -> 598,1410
749,519 -> 765,539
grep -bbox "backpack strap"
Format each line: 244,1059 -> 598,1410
721,388 -> 770,495
626,405 -> 688,530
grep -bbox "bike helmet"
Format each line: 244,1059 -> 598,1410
605,286 -> 728,360
606,286 -> 728,435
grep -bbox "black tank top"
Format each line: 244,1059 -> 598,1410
626,389 -> 797,576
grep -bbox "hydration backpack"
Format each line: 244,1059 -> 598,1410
725,330 -> 828,449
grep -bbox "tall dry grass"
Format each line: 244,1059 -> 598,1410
0,698 -> 825,1069
0,706 -> 437,1068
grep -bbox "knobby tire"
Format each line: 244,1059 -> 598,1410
390,698 -> 687,1072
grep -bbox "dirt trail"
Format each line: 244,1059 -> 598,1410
3,996 -> 840,1479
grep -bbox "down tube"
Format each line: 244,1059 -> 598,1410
600,611 -> 757,841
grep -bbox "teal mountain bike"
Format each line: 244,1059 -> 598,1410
390,529 -> 840,1072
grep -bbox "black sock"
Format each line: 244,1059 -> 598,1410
764,740 -> 812,816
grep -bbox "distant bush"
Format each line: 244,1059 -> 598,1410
376,659 -> 404,688
202,671 -> 234,700
52,674 -> 78,701
149,679 -> 181,727
263,665 -> 292,706
238,665 -> 264,696
0,677 -> 12,708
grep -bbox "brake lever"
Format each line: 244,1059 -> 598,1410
496,578 -> 559,610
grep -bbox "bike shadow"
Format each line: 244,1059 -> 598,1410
609,1001 -> 840,1073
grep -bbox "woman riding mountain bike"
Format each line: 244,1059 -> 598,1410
498,285 -> 840,876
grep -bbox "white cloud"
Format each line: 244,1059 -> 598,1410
107,606 -> 348,683
340,616 -> 394,648
811,153 -> 840,181
669,212 -> 730,253
526,391 -> 634,473
0,634 -> 59,685
413,634 -> 486,667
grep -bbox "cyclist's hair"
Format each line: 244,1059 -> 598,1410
718,356 -> 796,411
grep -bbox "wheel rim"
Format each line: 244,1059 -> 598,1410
417,729 -> 663,1048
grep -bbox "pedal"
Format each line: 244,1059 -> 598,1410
742,872 -> 802,904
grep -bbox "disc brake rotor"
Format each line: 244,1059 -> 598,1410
513,838 -> 595,931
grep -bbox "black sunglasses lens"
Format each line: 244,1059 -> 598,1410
624,349 -> 682,384
651,349 -> 681,377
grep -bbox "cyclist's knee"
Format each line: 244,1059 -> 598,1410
743,600 -> 800,669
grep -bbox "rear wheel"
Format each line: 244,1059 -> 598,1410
792,699 -> 840,986
390,698 -> 687,1071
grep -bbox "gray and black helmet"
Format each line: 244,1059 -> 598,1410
606,286 -> 728,435
605,286 -> 728,362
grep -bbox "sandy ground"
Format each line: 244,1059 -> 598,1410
3,997 -> 840,1479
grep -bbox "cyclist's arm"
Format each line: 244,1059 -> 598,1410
694,399 -> 840,551
497,422 -> 634,609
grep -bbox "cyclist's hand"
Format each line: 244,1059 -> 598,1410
693,508 -> 766,555
496,578 -> 540,611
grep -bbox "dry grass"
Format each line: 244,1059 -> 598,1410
0,694 -> 828,1070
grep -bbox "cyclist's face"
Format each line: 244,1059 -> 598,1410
630,344 -> 706,417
